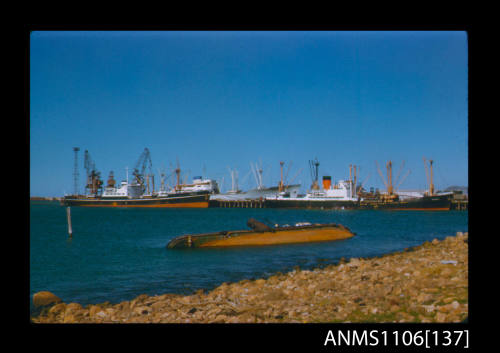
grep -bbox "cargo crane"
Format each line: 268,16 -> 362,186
375,160 -> 411,200
358,172 -> 372,196
84,150 -> 103,196
309,158 -> 320,190
287,167 -> 303,189
132,148 -> 153,193
394,162 -> 411,193
275,160 -> 301,195
375,160 -> 398,201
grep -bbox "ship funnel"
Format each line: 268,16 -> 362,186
322,176 -> 332,190
107,171 -> 116,188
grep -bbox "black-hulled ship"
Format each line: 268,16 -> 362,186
264,160 -> 360,210
358,192 -> 453,210
358,159 -> 453,210
61,148 -> 219,208
264,158 -> 453,211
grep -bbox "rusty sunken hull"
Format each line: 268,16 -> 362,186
166,223 -> 355,249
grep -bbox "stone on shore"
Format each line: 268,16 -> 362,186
31,231 -> 468,324
33,291 -> 62,308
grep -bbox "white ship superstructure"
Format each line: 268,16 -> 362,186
263,160 -> 362,209
62,148 -> 217,208
395,190 -> 425,200
266,179 -> 357,202
100,168 -> 144,199
172,176 -> 219,194
304,179 -> 357,201
102,180 -> 144,199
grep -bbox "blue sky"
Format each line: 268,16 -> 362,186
30,31 -> 468,196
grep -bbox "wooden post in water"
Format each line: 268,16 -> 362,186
66,206 -> 73,238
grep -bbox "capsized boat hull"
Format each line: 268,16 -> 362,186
166,223 -> 355,249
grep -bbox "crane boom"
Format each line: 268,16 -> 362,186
250,163 -> 259,188
84,150 -> 94,182
284,161 -> 292,185
423,157 -> 430,187
360,173 -> 371,192
83,150 -> 102,196
394,160 -> 405,186
133,148 -> 152,186
396,169 -> 411,190
288,168 -> 303,186
375,161 -> 388,189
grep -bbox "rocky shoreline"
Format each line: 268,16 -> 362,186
31,232 -> 468,323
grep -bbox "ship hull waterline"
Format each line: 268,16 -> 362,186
359,194 -> 453,211
61,194 -> 210,208
264,199 -> 359,210
264,194 -> 452,211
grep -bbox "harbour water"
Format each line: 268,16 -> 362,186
30,201 -> 468,313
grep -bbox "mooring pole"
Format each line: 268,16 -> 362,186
67,206 -> 73,238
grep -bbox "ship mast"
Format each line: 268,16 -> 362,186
349,164 -> 353,198
376,160 -> 397,200
73,147 -> 80,196
258,164 -> 263,189
386,161 -> 393,195
423,157 -> 435,196
429,159 -> 434,196
353,165 -> 358,198
279,161 -> 284,192
227,167 -> 239,193
160,170 -> 165,191
250,161 -> 264,190
175,166 -> 181,191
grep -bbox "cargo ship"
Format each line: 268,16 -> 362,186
265,178 -> 359,209
210,161 -> 300,201
264,158 -> 453,211
358,159 -> 453,210
358,192 -> 453,210
166,218 -> 355,249
265,160 -> 360,209
61,176 -> 219,208
61,148 -> 219,208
